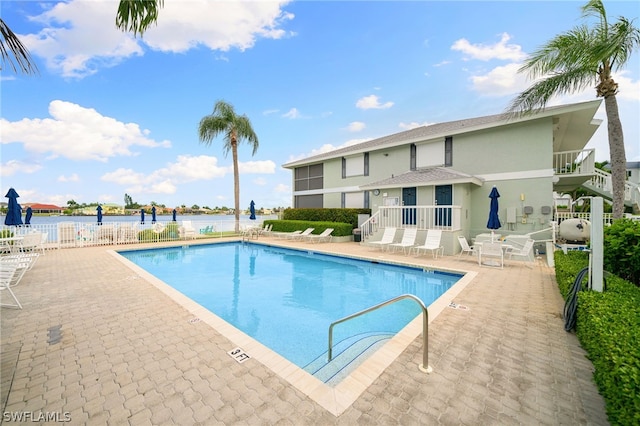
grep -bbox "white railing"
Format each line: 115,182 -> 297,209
555,212 -> 615,227
553,149 -> 595,175
360,206 -> 462,240
0,219 -> 268,250
584,168 -> 640,208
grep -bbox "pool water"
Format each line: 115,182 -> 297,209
119,242 -> 461,373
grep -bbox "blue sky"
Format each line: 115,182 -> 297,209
2,0 -> 639,211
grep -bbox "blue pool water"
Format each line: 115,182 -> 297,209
119,242 -> 461,373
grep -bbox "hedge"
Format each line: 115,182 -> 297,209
555,250 -> 640,425
263,219 -> 353,237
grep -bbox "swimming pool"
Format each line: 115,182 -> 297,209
118,242 -> 462,382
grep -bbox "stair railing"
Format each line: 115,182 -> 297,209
327,294 -> 432,373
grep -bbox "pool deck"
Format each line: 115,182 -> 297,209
1,237 -> 608,425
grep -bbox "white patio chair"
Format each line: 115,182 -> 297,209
368,227 -> 397,251
412,229 -> 444,258
506,239 -> 536,267
286,228 -> 315,240
180,221 -> 197,239
479,242 -> 504,269
388,228 -> 418,255
457,236 -> 478,259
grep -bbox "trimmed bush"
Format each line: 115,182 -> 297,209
555,251 -> 640,425
137,223 -> 181,242
603,218 -> 640,287
282,208 -> 370,229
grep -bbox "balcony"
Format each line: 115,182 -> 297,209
553,149 -> 596,193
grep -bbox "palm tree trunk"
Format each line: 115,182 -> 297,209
232,142 -> 241,233
604,94 -> 627,219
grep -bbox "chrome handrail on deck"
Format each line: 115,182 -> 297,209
327,294 -> 432,373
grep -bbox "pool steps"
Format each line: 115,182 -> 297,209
304,332 -> 394,384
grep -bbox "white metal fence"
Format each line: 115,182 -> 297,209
1,219 -> 268,250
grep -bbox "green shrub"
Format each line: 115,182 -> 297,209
0,229 -> 14,239
553,250 -> 589,298
556,251 -> 640,425
282,208 -> 370,229
137,223 -> 180,242
603,218 -> 640,287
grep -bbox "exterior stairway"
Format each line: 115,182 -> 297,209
581,168 -> 640,214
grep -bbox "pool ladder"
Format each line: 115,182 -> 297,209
327,294 -> 432,373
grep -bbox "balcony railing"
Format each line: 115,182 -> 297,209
553,149 -> 595,176
360,206 -> 461,240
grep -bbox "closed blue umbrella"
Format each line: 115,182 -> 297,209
25,206 -> 33,226
487,186 -> 501,241
249,200 -> 256,220
140,209 -> 145,224
96,205 -> 103,225
172,208 -> 177,222
4,188 -> 23,226
152,206 -> 157,224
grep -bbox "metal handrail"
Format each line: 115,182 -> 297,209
327,294 -> 432,373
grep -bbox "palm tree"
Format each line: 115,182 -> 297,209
507,0 -> 640,219
198,100 -> 259,233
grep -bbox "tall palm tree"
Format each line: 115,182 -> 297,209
199,100 -> 259,233
507,0 -> 640,219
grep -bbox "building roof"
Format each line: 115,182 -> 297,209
360,167 -> 484,190
24,203 -> 63,210
282,100 -> 602,169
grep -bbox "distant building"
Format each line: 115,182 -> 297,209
23,203 -> 64,214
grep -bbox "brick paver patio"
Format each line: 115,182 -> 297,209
1,238 -> 608,425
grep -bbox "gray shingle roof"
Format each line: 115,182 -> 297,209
360,167 -> 483,189
282,100 -> 601,168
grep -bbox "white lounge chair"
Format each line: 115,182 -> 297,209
368,227 -> 397,251
274,230 -> 302,239
388,228 -> 418,255
286,228 -> 315,240
412,229 -> 444,258
1,264 -> 23,309
305,228 -> 334,244
457,236 -> 478,259
17,232 -> 44,253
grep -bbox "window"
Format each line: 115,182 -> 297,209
364,152 -> 369,176
342,192 -> 365,208
295,164 -> 323,191
445,137 -> 452,167
416,141 -> 444,168
295,194 -> 323,208
410,144 -> 416,170
342,154 -> 365,178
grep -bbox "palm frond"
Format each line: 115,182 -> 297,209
116,0 -> 164,37
0,18 -> 38,75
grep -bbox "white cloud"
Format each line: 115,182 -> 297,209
0,100 -> 171,162
469,63 -> 530,97
399,121 -> 433,130
274,183 -> 289,193
356,95 -> 394,110
238,160 -> 277,174
21,0 -> 294,78
100,155 -> 275,195
347,121 -> 366,132
0,160 -> 42,177
282,108 -> 302,119
451,33 -> 526,62
58,173 -> 80,182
